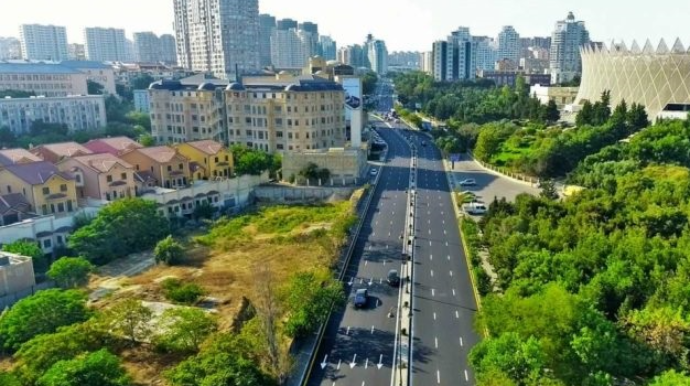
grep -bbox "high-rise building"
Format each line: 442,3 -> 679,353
474,36 -> 497,71
84,27 -> 129,62
421,51 -> 433,74
133,32 -> 161,63
19,24 -> 68,61
259,14 -> 277,67
174,0 -> 260,80
550,12 -> 589,84
432,41 -> 449,81
276,18 -> 298,31
67,43 -> 86,61
497,26 -> 520,66
271,29 -> 312,69
160,34 -> 177,65
337,45 -> 368,68
0,37 -> 22,60
432,27 -> 482,82
367,37 -> 388,75
319,36 -> 337,61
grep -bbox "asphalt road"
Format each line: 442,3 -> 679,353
306,125 -> 412,386
449,154 -> 540,203
387,126 -> 480,386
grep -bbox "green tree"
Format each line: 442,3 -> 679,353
101,299 -> 152,345
69,198 -> 169,264
165,333 -> 275,386
139,133 -> 155,147
37,349 -> 132,386
87,80 -> 105,95
126,111 -> 152,131
155,308 -> 217,353
361,71 -> 378,96
283,272 -> 345,338
576,100 -> 594,126
470,332 -> 548,384
154,236 -> 185,266
545,99 -> 561,123
627,102 -> 649,130
0,289 -> 89,351
47,257 -> 94,289
538,179 -> 559,200
648,370 -> 690,386
0,371 -> 22,386
194,201 -> 216,220
0,126 -> 17,148
130,74 -> 155,90
161,279 -> 205,305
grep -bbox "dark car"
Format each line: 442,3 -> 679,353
387,269 -> 400,287
354,289 -> 368,308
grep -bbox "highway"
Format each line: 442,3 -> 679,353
306,119 -> 411,386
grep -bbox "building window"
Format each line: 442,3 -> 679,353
277,144 -> 284,150
42,187 -> 50,195
60,184 -> 67,192
167,165 -> 172,172
75,174 -> 82,183
106,175 -> 113,183
6,186 -> 10,193
43,239 -> 52,248
179,163 -> 183,170
121,173 -> 127,180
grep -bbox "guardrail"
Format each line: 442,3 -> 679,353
297,140 -> 388,386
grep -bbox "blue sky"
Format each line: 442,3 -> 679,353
1,0 -> 689,52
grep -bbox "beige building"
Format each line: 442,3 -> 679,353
531,84 -> 580,107
282,147 -> 368,184
0,95 -> 107,135
58,153 -> 137,201
149,73 -> 347,153
0,251 -> 36,297
120,146 -> 192,189
0,161 -> 78,216
0,62 -> 88,97
60,61 -> 117,95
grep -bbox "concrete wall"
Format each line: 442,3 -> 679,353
255,185 -> 355,203
0,252 -> 36,297
282,147 -> 368,186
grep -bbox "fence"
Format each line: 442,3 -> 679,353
468,152 -> 541,186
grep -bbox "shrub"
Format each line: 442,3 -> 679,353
161,279 -> 205,305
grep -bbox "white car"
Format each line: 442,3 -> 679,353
459,179 -> 477,186
370,169 -> 378,176
463,203 -> 487,215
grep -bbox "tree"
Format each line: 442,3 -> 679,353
161,278 -> 205,304
139,133 -> 155,147
101,299 -> 152,345
0,372 -> 21,386
2,239 -> 45,269
47,257 -> 94,288
648,370 -> 690,386
130,74 -> 155,90
126,111 -> 152,132
87,80 -> 105,95
545,99 -> 561,123
154,236 -> 185,266
68,198 -> 169,264
0,126 -> 16,148
576,100 -> 594,126
627,102 -> 649,130
231,145 -> 272,176
283,271 -> 345,339
37,349 -> 132,386
538,179 -> 559,200
362,71 -> 378,96
193,201 -> 216,220
408,114 -> 423,128
470,332 -> 548,384
0,289 -> 89,351
155,308 -> 217,353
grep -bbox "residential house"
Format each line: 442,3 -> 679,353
83,136 -> 143,157
119,146 -> 191,189
0,161 -> 77,216
58,153 -> 137,201
0,193 -> 34,226
175,140 -> 233,181
30,142 -> 93,164
0,148 -> 42,169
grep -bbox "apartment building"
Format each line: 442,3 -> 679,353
175,140 -> 233,180
0,95 -> 106,135
84,27 -> 129,62
0,161 -> 78,216
58,153 -> 137,201
149,73 -> 347,153
119,146 -> 192,189
19,24 -> 68,61
0,62 -> 88,97
60,61 -> 117,95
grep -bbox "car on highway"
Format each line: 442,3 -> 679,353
387,269 -> 400,287
459,178 -> 477,186
354,289 -> 368,308
370,168 -> 378,176
463,203 -> 488,215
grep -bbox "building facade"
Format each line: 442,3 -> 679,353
367,39 -> 388,75
575,39 -> 690,120
134,32 -> 162,63
159,34 -> 177,65
119,146 -> 192,189
271,29 -> 313,69
0,161 -> 78,217
550,12 -> 590,84
0,95 -> 107,134
84,27 -> 129,62
474,36 -> 498,71
175,140 -> 233,180
320,35 -> 337,61
149,73 -> 347,153
58,153 -> 137,201
259,14 -> 277,67
0,62 -> 89,97
19,24 -> 68,61
60,61 -> 117,95
173,0 -> 260,80
0,252 -> 36,298
497,26 -> 520,66
0,37 -> 22,60
133,89 -> 151,113
68,43 -> 86,61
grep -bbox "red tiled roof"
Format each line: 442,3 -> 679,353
33,142 -> 93,159
185,140 -> 224,156
70,153 -> 133,173
84,137 -> 143,156
0,149 -> 42,166
134,146 -> 187,163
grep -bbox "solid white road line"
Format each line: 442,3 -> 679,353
437,370 -> 441,384
346,326 -> 350,335
350,354 -> 357,369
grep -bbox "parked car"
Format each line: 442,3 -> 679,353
354,289 -> 368,308
387,269 -> 400,287
370,169 -> 378,176
463,203 -> 488,215
459,179 -> 477,186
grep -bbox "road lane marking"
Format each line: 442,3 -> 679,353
460,337 -> 464,346
365,260 -> 368,266
431,288 -> 435,297
447,255 -> 451,261
337,359 -> 341,370
465,370 -> 469,382
435,337 -> 438,348
365,358 -> 369,369
378,354 -> 383,369
430,254 -> 433,261
444,230 -> 447,235
450,270 -> 454,277
346,326 -> 350,335
456,311 -> 460,319
430,270 -> 434,277
433,312 -> 437,320
371,325 -> 375,334
453,289 -> 456,296
437,370 -> 441,384
350,354 -> 357,369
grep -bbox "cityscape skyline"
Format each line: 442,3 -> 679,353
1,0 -> 690,52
